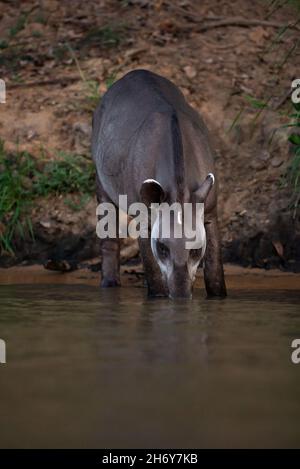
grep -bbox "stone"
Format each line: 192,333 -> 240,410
271,156 -> 284,168
183,65 -> 197,79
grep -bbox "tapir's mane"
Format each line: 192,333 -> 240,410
129,70 -> 186,203
170,111 -> 185,203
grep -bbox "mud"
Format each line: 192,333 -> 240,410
0,264 -> 299,291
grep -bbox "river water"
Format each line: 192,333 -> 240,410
0,285 -> 299,448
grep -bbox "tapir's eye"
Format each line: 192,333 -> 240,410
157,241 -> 169,259
190,248 -> 202,260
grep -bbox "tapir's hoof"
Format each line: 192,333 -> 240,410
101,278 -> 120,288
206,290 -> 227,299
147,288 -> 168,298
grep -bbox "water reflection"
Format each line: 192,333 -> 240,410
0,285 -> 300,448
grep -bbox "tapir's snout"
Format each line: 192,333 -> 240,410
167,265 -> 193,299
169,290 -> 192,300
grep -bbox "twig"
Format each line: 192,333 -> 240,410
197,36 -> 247,50
8,77 -> 79,89
195,17 -> 300,33
271,88 -> 292,111
164,0 -> 300,32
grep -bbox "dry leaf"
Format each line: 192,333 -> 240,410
272,240 -> 284,258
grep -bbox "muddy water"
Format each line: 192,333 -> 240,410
0,285 -> 300,448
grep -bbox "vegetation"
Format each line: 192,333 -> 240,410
282,100 -> 300,216
235,91 -> 300,217
0,0 -> 124,73
229,0 -> 300,215
0,141 -> 95,254
80,25 -> 124,48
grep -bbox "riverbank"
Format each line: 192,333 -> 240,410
1,0 -> 300,271
1,263 -> 299,290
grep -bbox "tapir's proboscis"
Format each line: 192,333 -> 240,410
92,70 -> 226,299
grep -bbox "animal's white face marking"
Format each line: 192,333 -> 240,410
207,173 -> 215,185
142,178 -> 163,188
140,174 -> 214,297
150,204 -> 206,287
151,215 -> 169,277
177,210 -> 182,225
187,235 -> 206,283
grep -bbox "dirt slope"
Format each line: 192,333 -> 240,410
0,0 -> 300,271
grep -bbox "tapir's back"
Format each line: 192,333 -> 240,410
93,70 -> 184,159
93,69 -> 186,134
92,69 -> 216,207
92,69 -> 208,160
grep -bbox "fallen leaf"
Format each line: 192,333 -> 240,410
249,26 -> 267,45
272,240 -> 284,258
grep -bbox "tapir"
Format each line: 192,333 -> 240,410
92,69 -> 226,299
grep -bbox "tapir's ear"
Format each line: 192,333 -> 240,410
140,179 -> 165,207
194,173 -> 215,202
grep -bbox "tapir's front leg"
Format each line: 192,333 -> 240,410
204,216 -> 227,298
138,238 -> 168,297
96,175 -> 120,287
100,237 -> 120,287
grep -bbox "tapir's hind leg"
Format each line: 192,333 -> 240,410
204,216 -> 227,298
96,175 -> 120,287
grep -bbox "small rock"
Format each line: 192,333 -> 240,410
183,65 -> 197,79
239,210 -> 247,216
27,129 -> 37,141
271,156 -> 284,168
39,220 -> 51,229
258,150 -> 271,162
250,159 -> 266,170
73,122 -> 91,137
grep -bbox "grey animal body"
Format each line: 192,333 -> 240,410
92,69 -> 226,298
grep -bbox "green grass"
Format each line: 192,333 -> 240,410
35,152 -> 95,196
83,75 -> 115,110
84,79 -> 101,110
229,0 -> 300,216
282,102 -> 300,216
238,94 -> 300,216
9,14 -> 27,38
65,43 -> 116,111
81,25 -> 123,48
0,141 -> 95,255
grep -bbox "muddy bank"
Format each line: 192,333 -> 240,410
0,263 -> 299,291
1,215 -> 299,272
1,0 -> 300,271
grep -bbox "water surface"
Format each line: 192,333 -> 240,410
0,285 -> 300,448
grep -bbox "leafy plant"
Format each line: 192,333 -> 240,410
0,142 -> 95,254
64,194 -> 91,212
81,25 -> 123,48
84,80 -> 101,110
35,152 -> 95,196
9,14 -> 27,38
282,101 -> 300,216
229,0 -> 300,215
244,95 -> 268,109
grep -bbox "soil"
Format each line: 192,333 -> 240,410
1,263 -> 299,291
1,0 -> 300,273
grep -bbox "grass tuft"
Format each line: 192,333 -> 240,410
0,141 -> 95,255
282,101 -> 300,216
